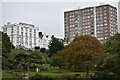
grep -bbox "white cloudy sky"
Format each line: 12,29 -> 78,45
0,0 -> 119,38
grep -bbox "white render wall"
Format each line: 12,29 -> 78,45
118,1 -> 120,33
2,22 -> 39,49
39,33 -> 52,49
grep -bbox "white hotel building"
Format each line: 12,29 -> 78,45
2,22 -> 40,49
118,1 -> 120,33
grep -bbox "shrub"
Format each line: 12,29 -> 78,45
40,48 -> 46,53
92,72 -> 114,80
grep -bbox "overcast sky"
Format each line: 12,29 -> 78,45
1,1 -> 119,38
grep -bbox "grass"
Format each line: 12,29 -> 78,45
2,64 -> 94,78
2,70 -> 16,79
27,64 -> 88,78
2,69 -> 93,78
28,71 -> 84,78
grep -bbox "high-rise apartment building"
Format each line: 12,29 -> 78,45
2,22 -> 39,49
64,4 -> 117,43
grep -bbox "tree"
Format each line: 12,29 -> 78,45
61,35 -> 104,77
104,33 -> 120,54
1,32 -> 12,69
96,33 -> 120,79
95,53 -> 120,79
48,37 -> 64,56
13,52 -> 29,71
29,51 -> 42,71
1,32 -> 12,53
12,50 -> 43,72
50,51 -> 63,73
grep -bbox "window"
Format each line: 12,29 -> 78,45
104,10 -> 107,12
104,23 -> 108,25
104,20 -> 107,22
91,32 -> 94,34
104,13 -> 107,15
11,31 -> 13,33
34,29 -> 36,33
17,27 -> 19,30
17,31 -> 19,34
21,32 -> 23,35
30,29 -> 32,32
104,27 -> 108,29
70,25 -> 75,27
100,14 -> 103,16
34,34 -> 36,38
30,33 -> 32,37
104,17 -> 107,19
21,27 -> 23,31
104,30 -> 108,32
26,28 -> 27,31
105,37 -> 108,39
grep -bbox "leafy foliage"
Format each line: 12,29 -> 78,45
40,48 -> 46,53
96,33 -> 120,79
104,33 -> 120,54
48,37 -> 64,56
29,51 -> 42,67
14,52 -> 29,70
50,51 -> 63,72
1,32 -> 12,69
61,35 -> 104,77
1,32 -> 12,53
3,49 -> 43,71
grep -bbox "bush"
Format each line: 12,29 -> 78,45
40,48 -> 46,53
91,72 -> 114,80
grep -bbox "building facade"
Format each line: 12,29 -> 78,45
2,22 -> 39,49
118,1 -> 120,33
38,32 -> 52,49
64,4 -> 118,43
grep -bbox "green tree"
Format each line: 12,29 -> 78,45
1,32 -> 12,53
13,50 -> 43,72
96,33 -> 120,79
104,33 -> 120,54
13,53 -> 29,70
1,32 -> 12,69
48,37 -> 64,56
29,51 -> 42,71
51,51 -> 63,73
61,35 -> 104,77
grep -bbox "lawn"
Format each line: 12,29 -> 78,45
2,64 -> 94,78
2,70 -> 16,79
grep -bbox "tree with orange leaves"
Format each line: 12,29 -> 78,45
61,35 -> 104,77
